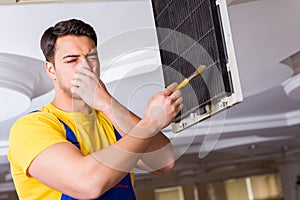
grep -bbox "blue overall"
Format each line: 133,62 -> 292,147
31,111 -> 136,200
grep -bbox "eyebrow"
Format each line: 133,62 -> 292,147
62,52 -> 98,60
62,55 -> 80,60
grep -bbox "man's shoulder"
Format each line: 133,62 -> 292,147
20,107 -> 57,123
12,105 -> 63,132
9,105 -> 66,147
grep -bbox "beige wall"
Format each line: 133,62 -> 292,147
135,189 -> 155,200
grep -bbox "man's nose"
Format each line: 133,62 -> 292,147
80,58 -> 92,70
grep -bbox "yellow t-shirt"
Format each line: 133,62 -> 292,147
8,103 -> 117,200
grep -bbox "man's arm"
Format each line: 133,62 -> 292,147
28,119 -> 155,199
73,67 -> 182,175
103,96 -> 177,175
29,84 -> 182,199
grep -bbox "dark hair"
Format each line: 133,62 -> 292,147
40,19 -> 97,63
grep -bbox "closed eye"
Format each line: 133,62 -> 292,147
66,59 -> 77,63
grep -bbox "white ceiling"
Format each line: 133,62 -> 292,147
0,0 -> 300,194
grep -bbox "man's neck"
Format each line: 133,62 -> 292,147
52,96 -> 92,114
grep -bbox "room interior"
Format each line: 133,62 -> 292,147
0,0 -> 300,199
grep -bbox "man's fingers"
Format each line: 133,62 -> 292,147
170,89 -> 182,101
73,66 -> 99,86
164,82 -> 178,96
175,97 -> 183,105
76,66 -> 94,77
70,79 -> 79,87
70,86 -> 80,94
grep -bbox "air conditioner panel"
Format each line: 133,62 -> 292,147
151,0 -> 243,132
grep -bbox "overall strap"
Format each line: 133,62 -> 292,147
114,127 -> 122,141
61,126 -> 136,200
58,119 -> 80,149
30,110 -> 80,149
30,110 -> 135,200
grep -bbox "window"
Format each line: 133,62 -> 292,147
225,174 -> 283,200
155,186 -> 185,200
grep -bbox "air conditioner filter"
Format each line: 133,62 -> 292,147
151,0 -> 243,132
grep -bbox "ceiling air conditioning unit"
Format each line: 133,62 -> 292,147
151,0 -> 243,132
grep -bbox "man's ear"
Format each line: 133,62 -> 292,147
45,62 -> 56,80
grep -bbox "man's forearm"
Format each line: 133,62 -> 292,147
100,97 -> 176,173
104,97 -> 137,132
90,118 -> 158,173
101,97 -> 172,150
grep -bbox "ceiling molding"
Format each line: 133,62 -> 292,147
165,109 -> 300,138
0,53 -> 53,121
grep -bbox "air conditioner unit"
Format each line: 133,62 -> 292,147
151,0 -> 243,132
0,0 -> 16,4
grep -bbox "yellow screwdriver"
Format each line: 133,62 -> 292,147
174,65 -> 206,91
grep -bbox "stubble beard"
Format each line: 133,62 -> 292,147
57,79 -> 82,100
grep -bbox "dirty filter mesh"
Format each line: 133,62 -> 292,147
151,0 -> 233,121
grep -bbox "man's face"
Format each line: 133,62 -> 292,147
53,35 -> 99,99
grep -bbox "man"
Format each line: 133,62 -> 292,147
8,19 -> 183,199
